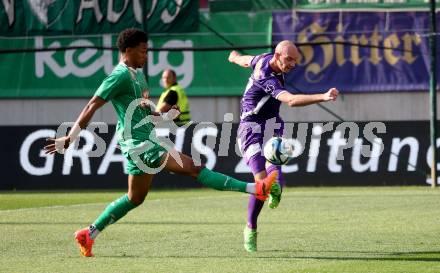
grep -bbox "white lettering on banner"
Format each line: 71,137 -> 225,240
19,0 -> 184,28
20,123 -> 440,180
132,0 -> 143,22
86,122 -> 108,157
160,0 -> 182,23
145,0 -> 157,19
107,0 -> 130,23
327,131 -> 347,173
76,0 -> 104,23
148,40 -> 194,89
19,129 -> 55,176
174,128 -> 186,152
98,133 -> 128,174
155,127 -> 185,152
351,138 -> 382,172
28,0 -> 54,26
62,130 -> 95,175
426,138 -> 440,170
35,35 -> 114,78
307,126 -> 323,172
363,122 -> 386,157
155,128 -> 171,140
77,0 -> 138,24
307,123 -> 334,172
234,157 -> 251,173
2,0 -> 14,26
388,137 -> 418,171
34,36 -> 194,87
74,0 -> 182,25
192,126 -> 218,170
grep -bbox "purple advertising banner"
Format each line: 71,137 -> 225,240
272,11 -> 440,93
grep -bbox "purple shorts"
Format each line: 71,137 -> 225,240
237,116 -> 284,174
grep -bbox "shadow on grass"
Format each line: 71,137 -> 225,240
0,221 -> 244,226
69,249 -> 440,262
255,250 -> 440,262
0,220 -> 321,226
76,252 -> 440,262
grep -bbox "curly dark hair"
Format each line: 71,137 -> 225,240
117,28 -> 148,52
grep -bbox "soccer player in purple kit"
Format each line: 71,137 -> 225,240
228,40 -> 339,252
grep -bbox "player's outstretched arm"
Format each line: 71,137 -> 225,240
43,95 -> 107,154
150,105 -> 181,122
228,50 -> 254,68
277,87 -> 339,107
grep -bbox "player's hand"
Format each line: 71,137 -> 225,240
323,88 -> 339,102
44,136 -> 70,155
228,50 -> 241,63
140,98 -> 150,109
164,107 -> 180,121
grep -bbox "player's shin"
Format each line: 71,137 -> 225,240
196,167 -> 249,192
91,194 -> 138,237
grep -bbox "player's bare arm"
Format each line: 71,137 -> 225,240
228,50 -> 254,68
158,102 -> 173,113
149,105 -> 181,123
43,95 -> 106,154
277,87 -> 339,107
139,95 -> 181,122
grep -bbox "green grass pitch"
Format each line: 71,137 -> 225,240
1,187 -> 440,273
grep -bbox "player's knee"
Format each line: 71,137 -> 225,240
128,192 -> 147,206
188,164 -> 203,178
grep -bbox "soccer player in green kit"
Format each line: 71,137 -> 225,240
43,28 -> 278,257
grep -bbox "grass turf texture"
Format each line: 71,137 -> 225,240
0,187 -> 439,273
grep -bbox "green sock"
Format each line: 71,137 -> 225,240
93,194 -> 137,231
196,168 -> 248,193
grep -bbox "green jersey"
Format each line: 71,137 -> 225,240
94,62 -> 153,141
94,62 -> 166,174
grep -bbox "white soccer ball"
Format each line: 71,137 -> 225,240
263,137 -> 293,165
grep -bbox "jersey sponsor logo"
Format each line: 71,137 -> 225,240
265,84 -> 275,93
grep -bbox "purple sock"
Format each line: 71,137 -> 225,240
247,163 -> 286,230
246,155 -> 266,230
247,195 -> 264,230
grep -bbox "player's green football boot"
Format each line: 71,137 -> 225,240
268,182 -> 282,209
243,226 -> 257,252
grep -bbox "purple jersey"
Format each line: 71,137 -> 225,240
237,53 -> 287,173
240,53 -> 287,123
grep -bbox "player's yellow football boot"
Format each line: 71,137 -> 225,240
74,228 -> 94,257
255,171 -> 277,201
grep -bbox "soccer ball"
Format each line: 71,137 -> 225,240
263,137 -> 293,165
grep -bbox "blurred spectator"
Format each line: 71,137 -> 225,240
157,69 -> 191,126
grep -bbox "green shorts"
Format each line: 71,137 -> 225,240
118,138 -> 167,175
